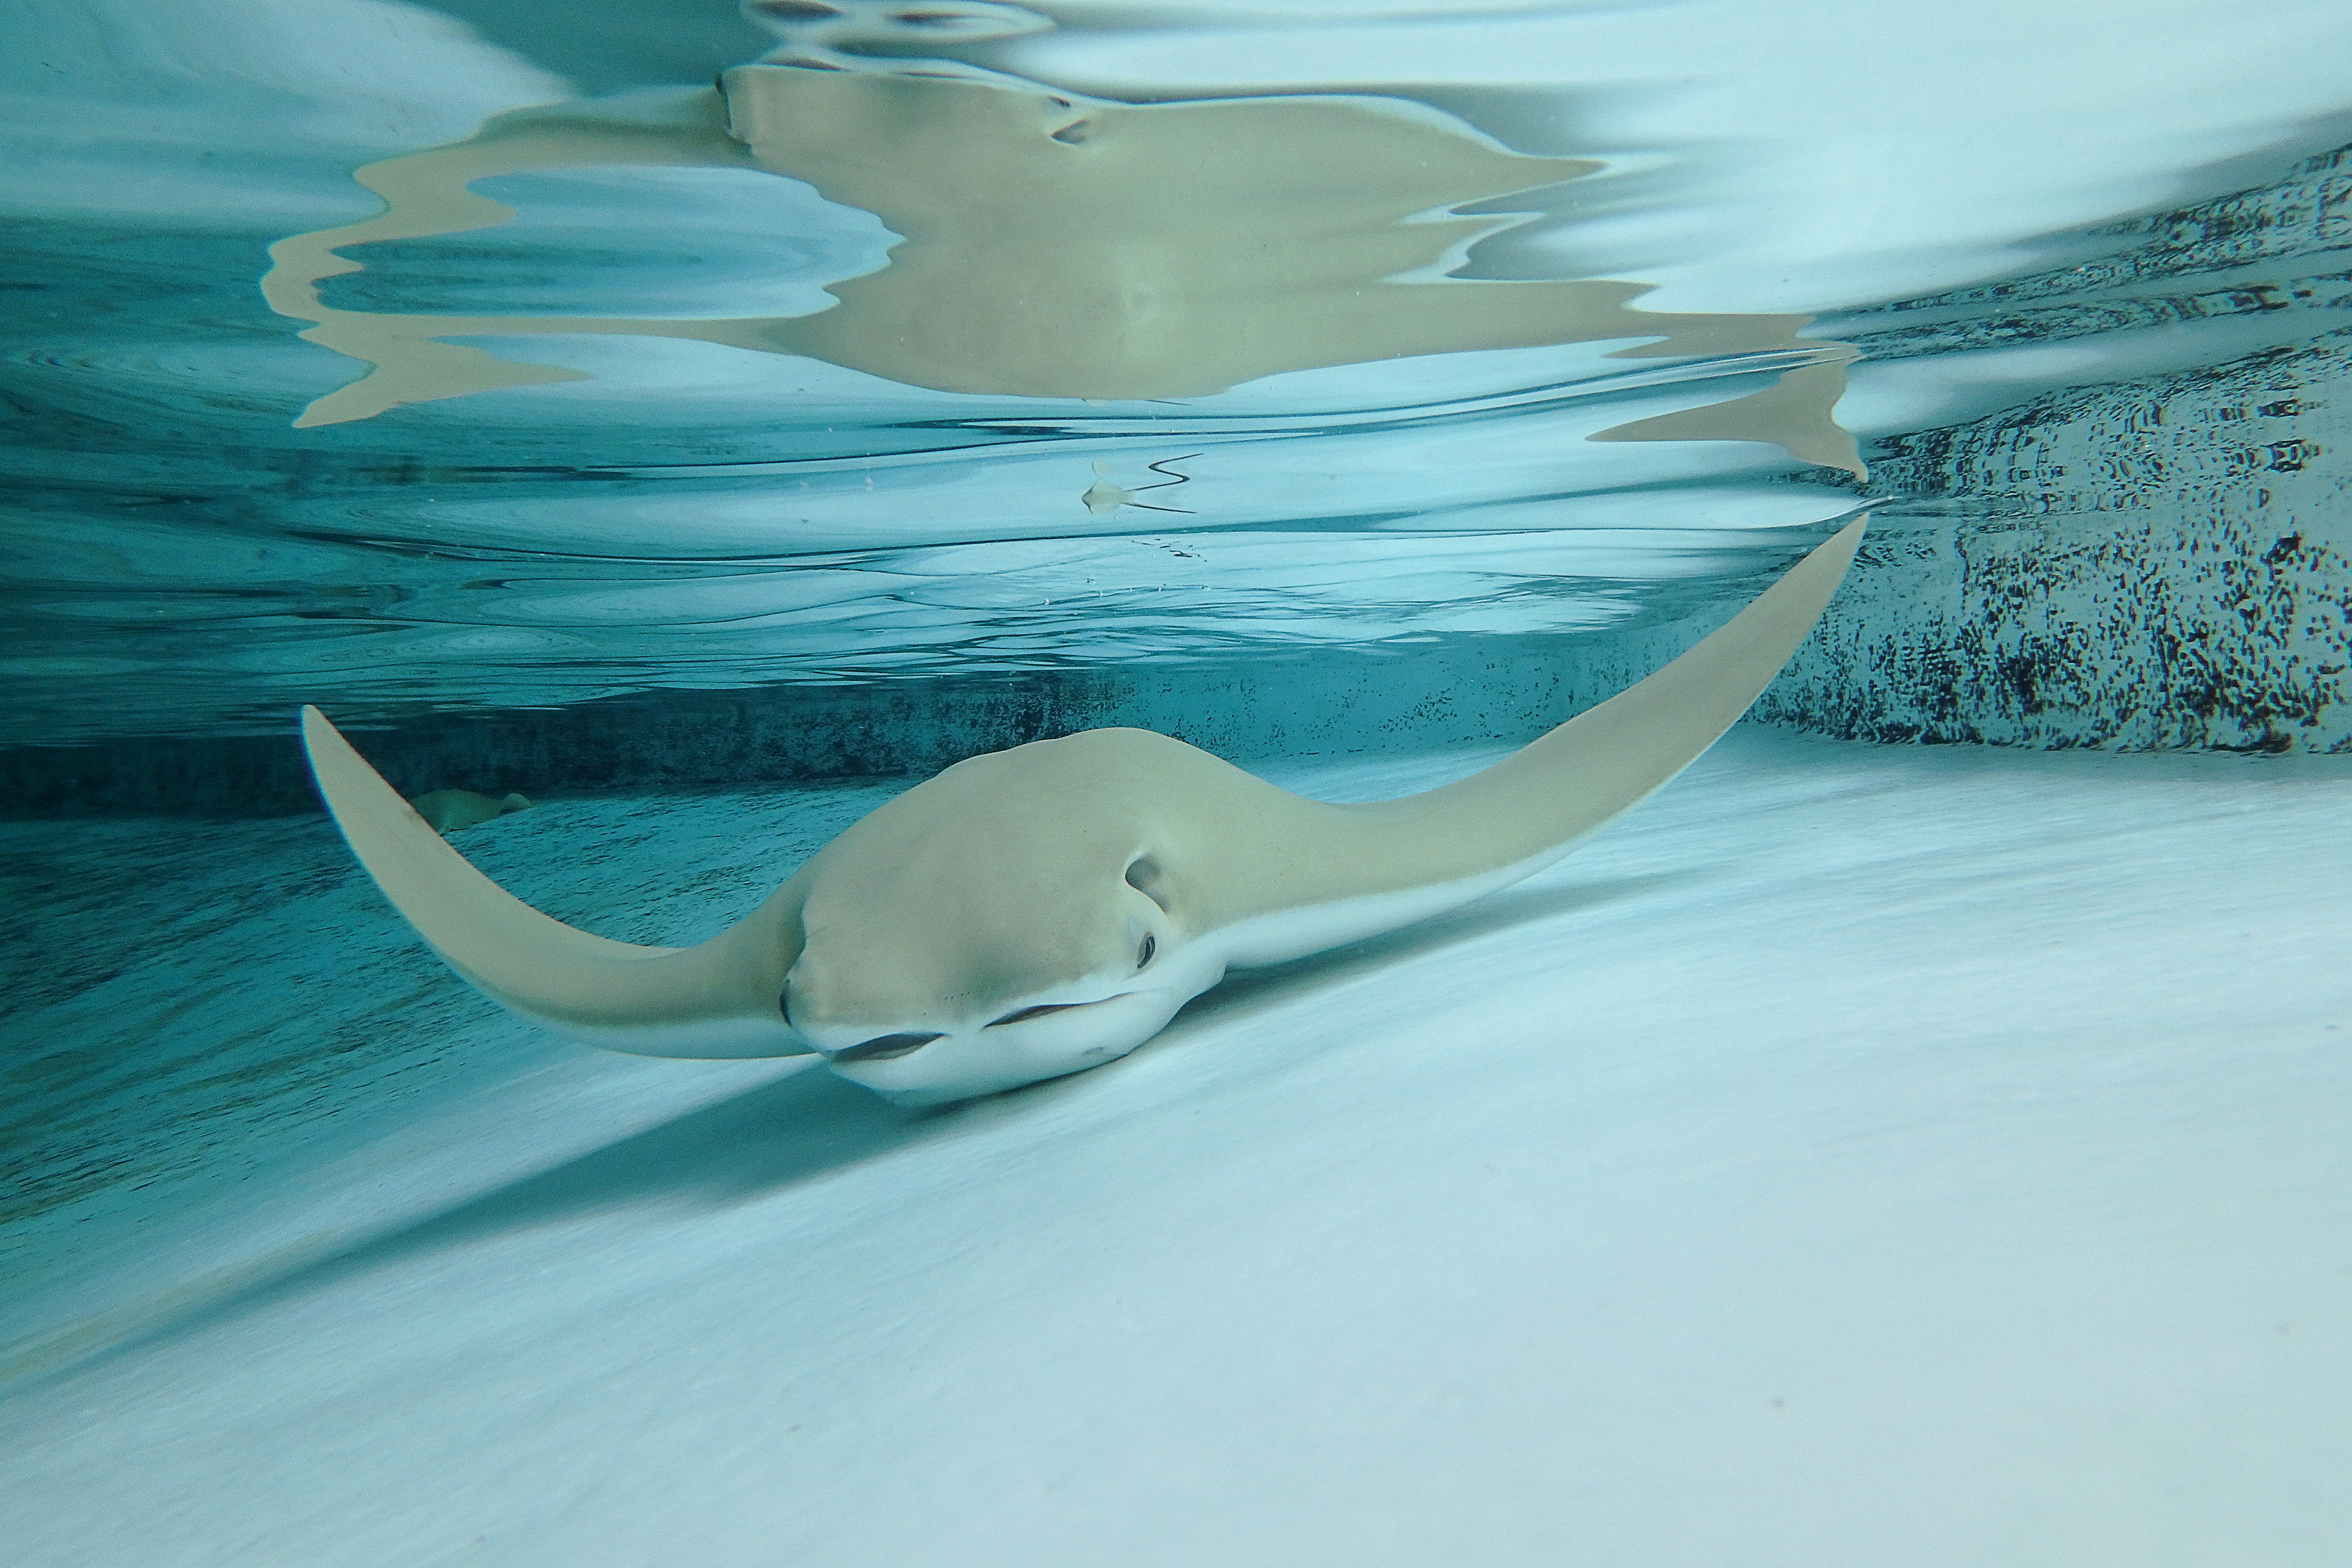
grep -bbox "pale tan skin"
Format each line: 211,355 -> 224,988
302,519 -> 1864,1105
259,66 -> 1859,473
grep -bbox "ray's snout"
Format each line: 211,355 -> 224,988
831,1031 -> 945,1064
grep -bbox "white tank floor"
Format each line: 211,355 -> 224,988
5,726 -> 2350,1567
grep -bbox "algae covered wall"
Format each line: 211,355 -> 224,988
1754,140 -> 2352,752
1762,495 -> 2351,753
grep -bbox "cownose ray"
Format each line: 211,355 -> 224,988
301,519 -> 1863,1107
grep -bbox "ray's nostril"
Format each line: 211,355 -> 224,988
832,1031 -> 944,1064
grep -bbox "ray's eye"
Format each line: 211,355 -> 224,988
1137,933 -> 1156,969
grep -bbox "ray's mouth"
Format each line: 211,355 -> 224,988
989,1001 -> 1086,1026
827,993 -> 1140,1067
830,1031 -> 944,1064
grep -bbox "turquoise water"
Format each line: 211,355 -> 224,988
4,4 -> 2351,1562
7,1 -> 2341,753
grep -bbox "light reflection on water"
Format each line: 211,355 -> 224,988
4,2 -> 2346,746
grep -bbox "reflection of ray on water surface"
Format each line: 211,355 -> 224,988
264,61 -> 1860,472
7,0 -> 2346,758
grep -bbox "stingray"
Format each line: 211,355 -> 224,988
302,520 -> 1862,1106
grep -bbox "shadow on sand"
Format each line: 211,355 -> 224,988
47,868 -> 1685,1382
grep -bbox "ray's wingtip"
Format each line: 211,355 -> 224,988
297,703 -> 338,752
1813,511 -> 1869,567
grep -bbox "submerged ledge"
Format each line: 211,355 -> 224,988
0,632 -> 1655,819
6,492 -> 2349,821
